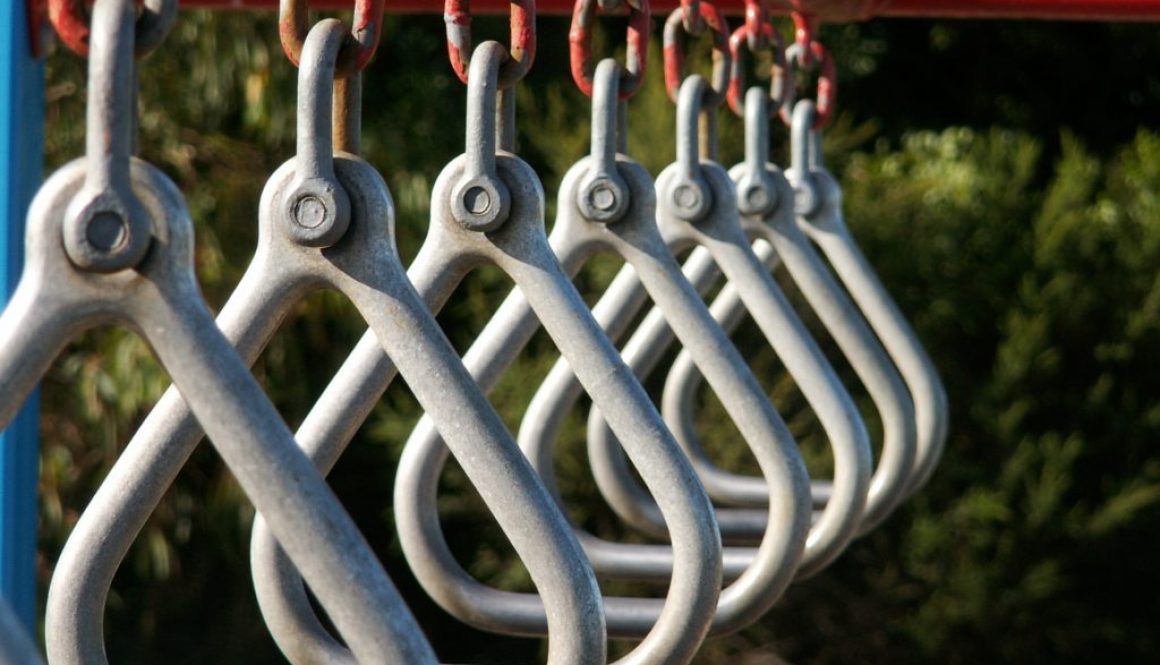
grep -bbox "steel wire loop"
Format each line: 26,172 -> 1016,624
445,0 -> 536,88
279,0 -> 385,76
779,12 -> 836,128
569,0 -> 650,100
663,1 -> 730,106
725,3 -> 788,117
47,0 -> 177,57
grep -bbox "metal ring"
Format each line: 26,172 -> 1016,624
445,0 -> 536,89
280,0 -> 385,77
569,0 -> 650,100
663,2 -> 731,107
680,0 -> 704,33
780,40 -> 836,129
726,18 -> 788,117
47,0 -> 177,57
743,0 -> 769,50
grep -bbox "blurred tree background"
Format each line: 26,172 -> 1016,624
30,8 -> 1160,664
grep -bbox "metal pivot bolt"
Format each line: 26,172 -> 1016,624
580,176 -> 622,218
283,177 -> 350,248
577,59 -> 630,223
451,41 -> 512,233
789,99 -> 821,217
281,19 -> 352,248
62,0 -> 152,273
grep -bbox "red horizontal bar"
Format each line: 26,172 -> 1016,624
175,0 -> 1160,21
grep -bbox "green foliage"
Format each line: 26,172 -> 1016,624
28,12 -> 1160,665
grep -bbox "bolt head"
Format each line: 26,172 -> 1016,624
577,174 -> 628,224
282,176 -> 351,248
743,185 -> 769,211
793,182 -> 820,217
463,186 -> 493,215
451,175 -> 510,233
590,183 -> 617,211
63,187 -> 151,273
674,184 -> 702,210
85,211 -> 129,252
292,195 -> 328,229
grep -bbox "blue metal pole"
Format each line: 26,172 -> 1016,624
0,0 -> 44,631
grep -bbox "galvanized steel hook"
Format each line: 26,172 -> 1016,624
589,74 -> 873,578
391,45 -> 724,665
42,20 -> 604,665
747,93 -> 915,530
505,59 -> 811,635
788,99 -> 950,500
0,8 -> 434,663
222,37 -> 604,665
661,88 -> 918,536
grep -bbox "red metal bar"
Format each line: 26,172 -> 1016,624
153,0 -> 1160,21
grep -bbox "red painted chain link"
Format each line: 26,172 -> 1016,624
742,0 -> 768,49
279,0 -> 385,75
445,0 -> 536,88
569,0 -> 650,99
48,0 -> 176,57
781,37 -> 836,128
679,0 -> 704,32
790,10 -> 817,66
663,0 -> 731,105
725,3 -> 787,116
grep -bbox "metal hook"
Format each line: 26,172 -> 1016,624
660,87 -> 918,536
389,46 -> 723,664
591,74 -> 873,578
41,24 -> 605,665
789,101 -> 951,500
501,60 -> 812,634
18,15 -> 436,664
279,0 -> 386,75
227,40 -> 606,665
